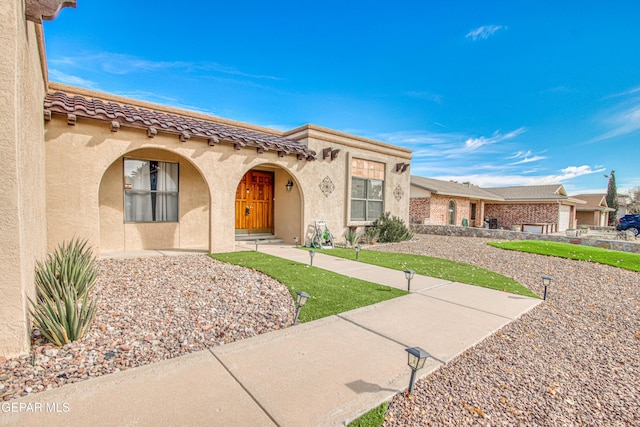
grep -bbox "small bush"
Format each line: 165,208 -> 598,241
344,227 -> 359,246
29,238 -> 98,347
363,226 -> 379,244
372,212 -> 413,243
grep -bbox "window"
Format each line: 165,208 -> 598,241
448,200 -> 456,225
351,159 -> 384,221
124,159 -> 178,222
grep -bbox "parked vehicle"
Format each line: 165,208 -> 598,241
616,214 -> 640,236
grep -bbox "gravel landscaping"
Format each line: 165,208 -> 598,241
380,234 -> 640,426
0,255 -> 294,401
2,235 -> 639,426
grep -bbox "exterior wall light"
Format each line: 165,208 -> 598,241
541,275 -> 552,300
405,346 -> 430,394
309,250 -> 315,266
286,180 -> 294,191
404,270 -> 415,292
294,291 -> 311,325
355,245 -> 361,261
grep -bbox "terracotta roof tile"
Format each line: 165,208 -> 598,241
44,92 -> 316,160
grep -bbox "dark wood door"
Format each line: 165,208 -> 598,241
235,171 -> 273,234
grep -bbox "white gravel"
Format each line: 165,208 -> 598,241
380,234 -> 640,426
0,255 -> 295,401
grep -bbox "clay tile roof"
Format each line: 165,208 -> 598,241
43,92 -> 316,160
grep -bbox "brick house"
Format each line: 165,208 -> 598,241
573,194 -> 613,227
411,177 -> 585,232
410,176 -> 503,227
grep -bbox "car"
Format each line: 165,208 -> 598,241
616,214 -> 640,236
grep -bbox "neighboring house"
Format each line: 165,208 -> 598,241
573,194 -> 614,227
0,2 -> 411,357
410,176 -> 503,227
410,177 -> 585,232
483,185 -> 585,232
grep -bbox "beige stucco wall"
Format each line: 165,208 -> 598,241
99,148 -> 209,251
0,2 -> 48,357
286,125 -> 412,244
45,110 -> 412,254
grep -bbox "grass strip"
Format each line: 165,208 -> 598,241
308,247 -> 538,298
347,402 -> 389,427
210,252 -> 407,323
487,240 -> 640,272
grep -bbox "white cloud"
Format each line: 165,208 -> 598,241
431,164 -> 605,188
49,52 -> 281,80
48,69 -> 98,88
466,25 -> 506,41
460,127 -> 526,153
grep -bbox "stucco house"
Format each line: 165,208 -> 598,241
410,176 -> 585,232
573,194 -> 613,227
1,1 -> 411,357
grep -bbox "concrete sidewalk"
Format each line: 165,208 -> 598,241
1,245 -> 540,427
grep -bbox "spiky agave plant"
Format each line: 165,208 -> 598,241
29,238 -> 98,346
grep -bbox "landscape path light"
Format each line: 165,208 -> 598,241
404,270 -> 415,292
309,249 -> 316,266
294,291 -> 311,325
541,275 -> 552,301
255,239 -> 261,251
294,236 -> 299,248
405,346 -> 430,394
355,245 -> 361,261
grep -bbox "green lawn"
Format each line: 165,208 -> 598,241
308,247 -> 538,298
488,240 -> 640,272
348,402 -> 389,427
209,252 -> 407,323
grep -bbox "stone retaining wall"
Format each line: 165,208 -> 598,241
410,224 -> 640,254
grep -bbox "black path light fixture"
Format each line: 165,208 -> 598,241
541,275 -> 552,300
255,239 -> 261,251
309,249 -> 316,266
404,270 -> 415,292
355,245 -> 361,261
294,291 -> 311,325
405,346 -> 430,394
286,179 -> 294,191
294,236 -> 299,248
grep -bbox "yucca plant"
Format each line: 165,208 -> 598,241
344,227 -> 359,247
34,238 -> 97,299
29,238 -> 98,346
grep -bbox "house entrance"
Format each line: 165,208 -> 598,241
235,170 -> 274,235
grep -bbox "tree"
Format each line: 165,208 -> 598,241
605,170 -> 619,225
627,187 -> 640,214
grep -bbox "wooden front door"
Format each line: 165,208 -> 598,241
235,171 -> 274,235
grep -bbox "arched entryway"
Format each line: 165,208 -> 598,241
234,165 -> 302,243
98,148 -> 210,252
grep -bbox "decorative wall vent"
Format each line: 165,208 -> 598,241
320,176 -> 335,197
394,184 -> 404,201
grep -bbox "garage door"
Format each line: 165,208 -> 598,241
558,205 -> 571,231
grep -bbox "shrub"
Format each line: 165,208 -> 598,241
372,212 -> 413,243
344,227 -> 359,246
29,238 -> 98,347
363,226 -> 379,244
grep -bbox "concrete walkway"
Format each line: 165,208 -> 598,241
1,245 -> 541,427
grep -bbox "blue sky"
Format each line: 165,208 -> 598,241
44,1 -> 640,194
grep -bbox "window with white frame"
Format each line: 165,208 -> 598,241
350,158 -> 385,221
124,158 -> 179,222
